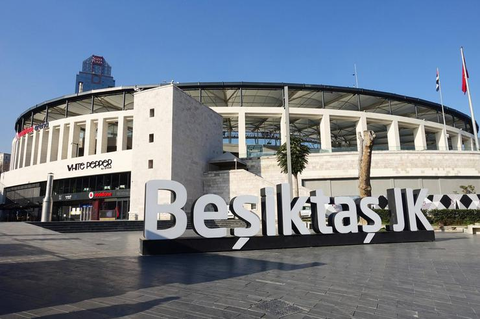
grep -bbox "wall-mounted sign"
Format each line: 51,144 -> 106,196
141,180 -> 435,255
67,159 -> 112,172
54,189 -> 130,202
16,122 -> 49,139
89,191 -> 113,199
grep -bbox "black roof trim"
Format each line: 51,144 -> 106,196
14,82 -> 474,131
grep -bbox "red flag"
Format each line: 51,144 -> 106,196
462,63 -> 469,94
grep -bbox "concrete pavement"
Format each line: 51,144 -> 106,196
1,223 -> 480,318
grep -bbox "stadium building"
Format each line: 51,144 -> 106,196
1,82 -> 479,222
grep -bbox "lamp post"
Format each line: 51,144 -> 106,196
41,173 -> 54,222
284,86 -> 293,197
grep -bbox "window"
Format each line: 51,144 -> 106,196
74,178 -> 82,193
89,176 -> 97,192
107,122 -> 118,152
58,179 -> 65,194
64,179 -> 72,194
148,160 -> 153,169
149,109 -> 155,117
112,173 -> 119,190
104,175 -> 112,190
97,175 -> 105,191
49,173 -> 131,195
119,173 -> 128,189
126,119 -> 133,150
149,134 -> 154,143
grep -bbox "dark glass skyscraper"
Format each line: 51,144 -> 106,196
75,55 -> 115,93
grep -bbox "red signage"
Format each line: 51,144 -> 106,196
17,127 -> 34,138
89,191 -> 113,199
92,55 -> 103,65
16,122 -> 49,139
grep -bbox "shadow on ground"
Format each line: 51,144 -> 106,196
433,236 -> 465,242
39,297 -> 179,319
0,250 -> 323,316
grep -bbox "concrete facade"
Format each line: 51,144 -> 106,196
211,107 -> 476,154
202,150 -> 480,203
203,169 -> 311,216
2,110 -> 134,188
243,151 -> 480,196
3,82 -> 480,222
130,85 -> 223,220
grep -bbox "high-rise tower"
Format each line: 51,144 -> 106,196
75,55 -> 115,93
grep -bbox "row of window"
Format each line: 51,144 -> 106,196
4,172 -> 132,205
52,172 -> 131,195
149,108 -> 155,167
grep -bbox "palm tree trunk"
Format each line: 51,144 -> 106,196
357,132 -> 364,179
294,174 -> 300,198
359,130 -> 376,198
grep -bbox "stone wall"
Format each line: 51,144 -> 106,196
171,86 -> 223,210
244,151 -> 480,196
130,85 -> 223,219
203,169 -> 311,216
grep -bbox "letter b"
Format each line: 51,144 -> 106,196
144,180 -> 188,240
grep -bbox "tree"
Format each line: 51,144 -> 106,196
358,130 -> 376,198
276,136 -> 311,197
459,185 -> 476,194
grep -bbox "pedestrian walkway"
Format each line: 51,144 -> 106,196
1,223 -> 480,318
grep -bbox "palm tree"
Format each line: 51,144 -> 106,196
276,136 -> 311,197
358,130 -> 376,198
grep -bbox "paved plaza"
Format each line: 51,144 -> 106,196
0,223 -> 480,318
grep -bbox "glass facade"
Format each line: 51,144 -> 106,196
2,172 -> 131,222
52,172 -> 130,194
2,182 -> 46,221
75,55 -> 115,93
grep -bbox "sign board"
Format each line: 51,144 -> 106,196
67,159 -> 112,172
16,122 -> 49,139
89,191 -> 113,199
54,189 -> 129,202
140,180 -> 435,255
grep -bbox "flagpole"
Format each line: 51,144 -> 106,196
354,64 -> 359,88
461,47 -> 479,151
437,68 -> 449,150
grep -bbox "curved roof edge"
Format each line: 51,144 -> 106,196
14,82 -> 474,131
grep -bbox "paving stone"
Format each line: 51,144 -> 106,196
2,224 -> 480,318
352,310 -> 384,318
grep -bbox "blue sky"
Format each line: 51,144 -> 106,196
0,0 -> 479,153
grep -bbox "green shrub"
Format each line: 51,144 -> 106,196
425,209 -> 480,226
373,209 -> 390,224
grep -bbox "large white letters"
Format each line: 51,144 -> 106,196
261,187 -> 276,236
229,195 -> 261,237
144,181 -> 434,242
310,189 -> 333,234
332,197 -> 358,234
276,183 -> 310,236
406,188 -> 433,231
144,180 -> 187,240
192,194 -> 229,238
358,197 -> 382,233
387,188 -> 405,232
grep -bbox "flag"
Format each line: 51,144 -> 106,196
462,63 -> 469,94
436,69 -> 440,92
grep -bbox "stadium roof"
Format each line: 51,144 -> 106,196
14,82 -> 475,134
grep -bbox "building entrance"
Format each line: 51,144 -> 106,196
53,199 -> 130,221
